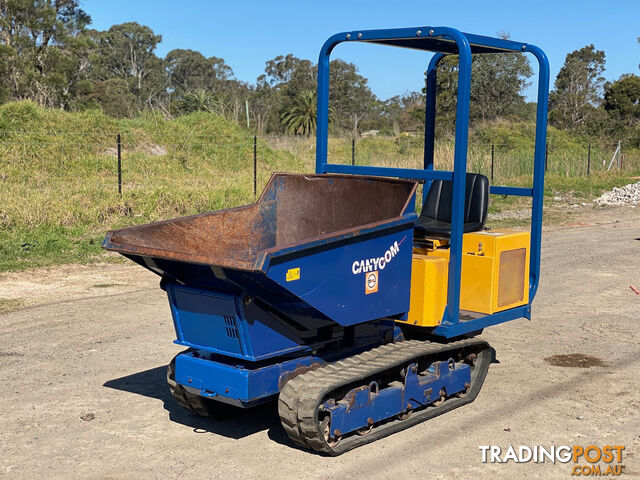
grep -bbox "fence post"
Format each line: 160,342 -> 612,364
351,138 -> 355,166
618,141 -> 622,169
587,143 -> 591,176
545,143 -> 548,173
490,143 -> 495,183
117,133 -> 122,195
253,135 -> 257,199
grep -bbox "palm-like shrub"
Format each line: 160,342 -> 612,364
180,89 -> 216,114
281,90 -> 334,136
281,90 -> 317,136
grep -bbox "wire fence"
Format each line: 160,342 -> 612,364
1,131 -> 639,199
276,135 -> 640,183
2,129 -> 639,233
0,132 -> 261,196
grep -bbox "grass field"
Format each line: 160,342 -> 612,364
1,100 -> 638,272
0,101 -> 306,271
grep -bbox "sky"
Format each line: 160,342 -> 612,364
81,0 -> 640,101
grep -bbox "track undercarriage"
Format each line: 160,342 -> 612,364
278,337 -> 493,455
168,337 -> 494,455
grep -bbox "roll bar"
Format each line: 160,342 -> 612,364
315,26 -> 549,337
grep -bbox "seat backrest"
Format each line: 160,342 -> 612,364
420,173 -> 489,227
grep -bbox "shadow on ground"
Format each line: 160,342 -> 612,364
103,365 -> 295,447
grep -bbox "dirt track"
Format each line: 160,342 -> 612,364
1,206 -> 639,479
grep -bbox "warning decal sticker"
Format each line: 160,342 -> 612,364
365,271 -> 378,294
286,267 -> 300,281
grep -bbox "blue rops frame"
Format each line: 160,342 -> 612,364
315,27 -> 550,338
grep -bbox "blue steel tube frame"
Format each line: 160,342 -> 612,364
315,27 -> 550,337
442,29 -> 472,327
524,44 -> 549,300
422,52 -> 444,201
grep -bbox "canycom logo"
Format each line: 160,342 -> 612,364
479,445 -> 626,476
351,240 -> 401,275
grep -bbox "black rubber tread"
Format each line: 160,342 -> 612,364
278,337 -> 494,455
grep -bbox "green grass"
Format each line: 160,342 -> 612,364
0,101 -> 308,272
543,172 -> 640,200
0,225 -> 106,272
1,101 -> 639,272
0,298 -> 24,314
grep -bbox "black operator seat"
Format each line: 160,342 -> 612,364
414,173 -> 489,238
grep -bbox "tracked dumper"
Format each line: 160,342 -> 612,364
103,26 -> 549,454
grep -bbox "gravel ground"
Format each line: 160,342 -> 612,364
1,206 -> 639,479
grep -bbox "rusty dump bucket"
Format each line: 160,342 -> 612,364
103,173 -> 417,273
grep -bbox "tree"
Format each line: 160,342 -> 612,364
256,56 -> 377,136
0,0 -> 92,107
470,52 -> 532,121
164,49 -> 250,121
0,44 -> 12,103
429,55 -> 459,130
258,54 -> 316,96
93,22 -> 161,90
254,54 -> 316,132
427,33 -> 532,126
384,92 -> 425,135
280,90 -> 335,136
249,83 -> 277,134
281,90 -> 317,136
604,74 -> 640,124
87,78 -> 136,117
165,49 -> 233,99
223,80 -> 251,124
328,59 -> 376,137
549,44 -> 606,130
89,22 -> 166,112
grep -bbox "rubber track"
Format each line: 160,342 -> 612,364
278,337 -> 494,455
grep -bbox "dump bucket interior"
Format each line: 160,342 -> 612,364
103,173 -> 417,271
259,173 -> 416,247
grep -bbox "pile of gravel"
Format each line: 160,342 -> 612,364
594,181 -> 640,207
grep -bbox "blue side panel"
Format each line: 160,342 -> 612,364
167,283 -> 308,361
266,226 -> 414,326
168,287 -> 241,355
176,353 -> 252,403
176,353 -> 326,406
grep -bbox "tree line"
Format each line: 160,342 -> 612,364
0,1 -> 638,142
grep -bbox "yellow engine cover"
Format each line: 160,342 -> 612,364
402,229 -> 530,327
405,255 -> 448,326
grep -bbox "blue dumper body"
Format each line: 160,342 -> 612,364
104,173 -> 418,406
